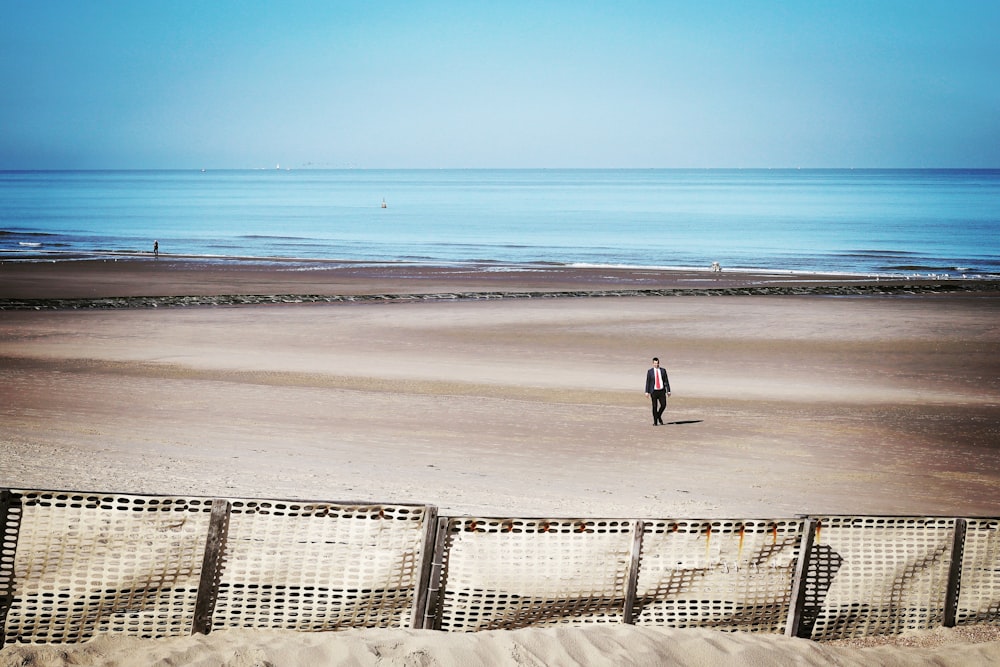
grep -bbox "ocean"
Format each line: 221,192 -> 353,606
1,169 -> 998,277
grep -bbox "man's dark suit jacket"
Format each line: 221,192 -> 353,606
645,367 -> 671,393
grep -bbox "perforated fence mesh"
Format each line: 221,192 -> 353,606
2,488 -> 998,645
633,519 -> 804,632
801,516 -> 958,640
956,518 -> 1000,625
432,518 -> 638,631
210,500 -> 431,631
1,490 -> 213,644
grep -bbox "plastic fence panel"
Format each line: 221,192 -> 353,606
210,500 -> 432,631
633,519 -> 803,632
802,516 -> 958,640
3,487 -> 996,644
2,490 -> 213,644
434,518 -> 637,631
956,518 -> 1000,625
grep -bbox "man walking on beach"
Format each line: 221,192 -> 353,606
644,357 -> 671,425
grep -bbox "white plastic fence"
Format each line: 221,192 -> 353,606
1,489 -> 997,646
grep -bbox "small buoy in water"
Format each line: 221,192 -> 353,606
381,198 -> 387,209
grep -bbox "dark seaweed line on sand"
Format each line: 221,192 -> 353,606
2,281 -> 998,310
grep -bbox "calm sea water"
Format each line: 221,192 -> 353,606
1,169 -> 998,277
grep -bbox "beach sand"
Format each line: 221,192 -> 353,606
3,625 -> 1000,667
2,258 -> 999,664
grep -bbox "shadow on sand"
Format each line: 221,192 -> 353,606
666,420 -> 703,426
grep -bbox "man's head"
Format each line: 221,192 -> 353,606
652,357 -> 660,367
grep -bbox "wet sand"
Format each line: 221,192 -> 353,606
2,257 -> 998,519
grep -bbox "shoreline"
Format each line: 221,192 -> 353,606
5,248 -> 1000,278
3,254 -> 998,304
3,280 -> 998,311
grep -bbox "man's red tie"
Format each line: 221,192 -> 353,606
655,370 -> 662,390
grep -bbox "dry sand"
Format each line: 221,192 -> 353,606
3,625 -> 1000,667
2,257 -> 999,665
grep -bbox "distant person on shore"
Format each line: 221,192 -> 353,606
644,357 -> 671,425
153,240 -> 159,257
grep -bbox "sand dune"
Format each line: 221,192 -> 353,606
3,626 -> 1000,667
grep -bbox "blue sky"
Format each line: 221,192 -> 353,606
2,1 -> 998,169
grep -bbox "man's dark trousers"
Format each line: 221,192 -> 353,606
649,389 -> 667,425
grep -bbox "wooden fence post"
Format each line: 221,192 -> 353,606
784,518 -> 817,638
944,518 -> 967,628
622,520 -> 645,625
192,498 -> 231,635
410,505 -> 439,629
0,489 -> 22,649
421,516 -> 451,630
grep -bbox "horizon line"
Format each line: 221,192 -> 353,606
2,166 -> 999,173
